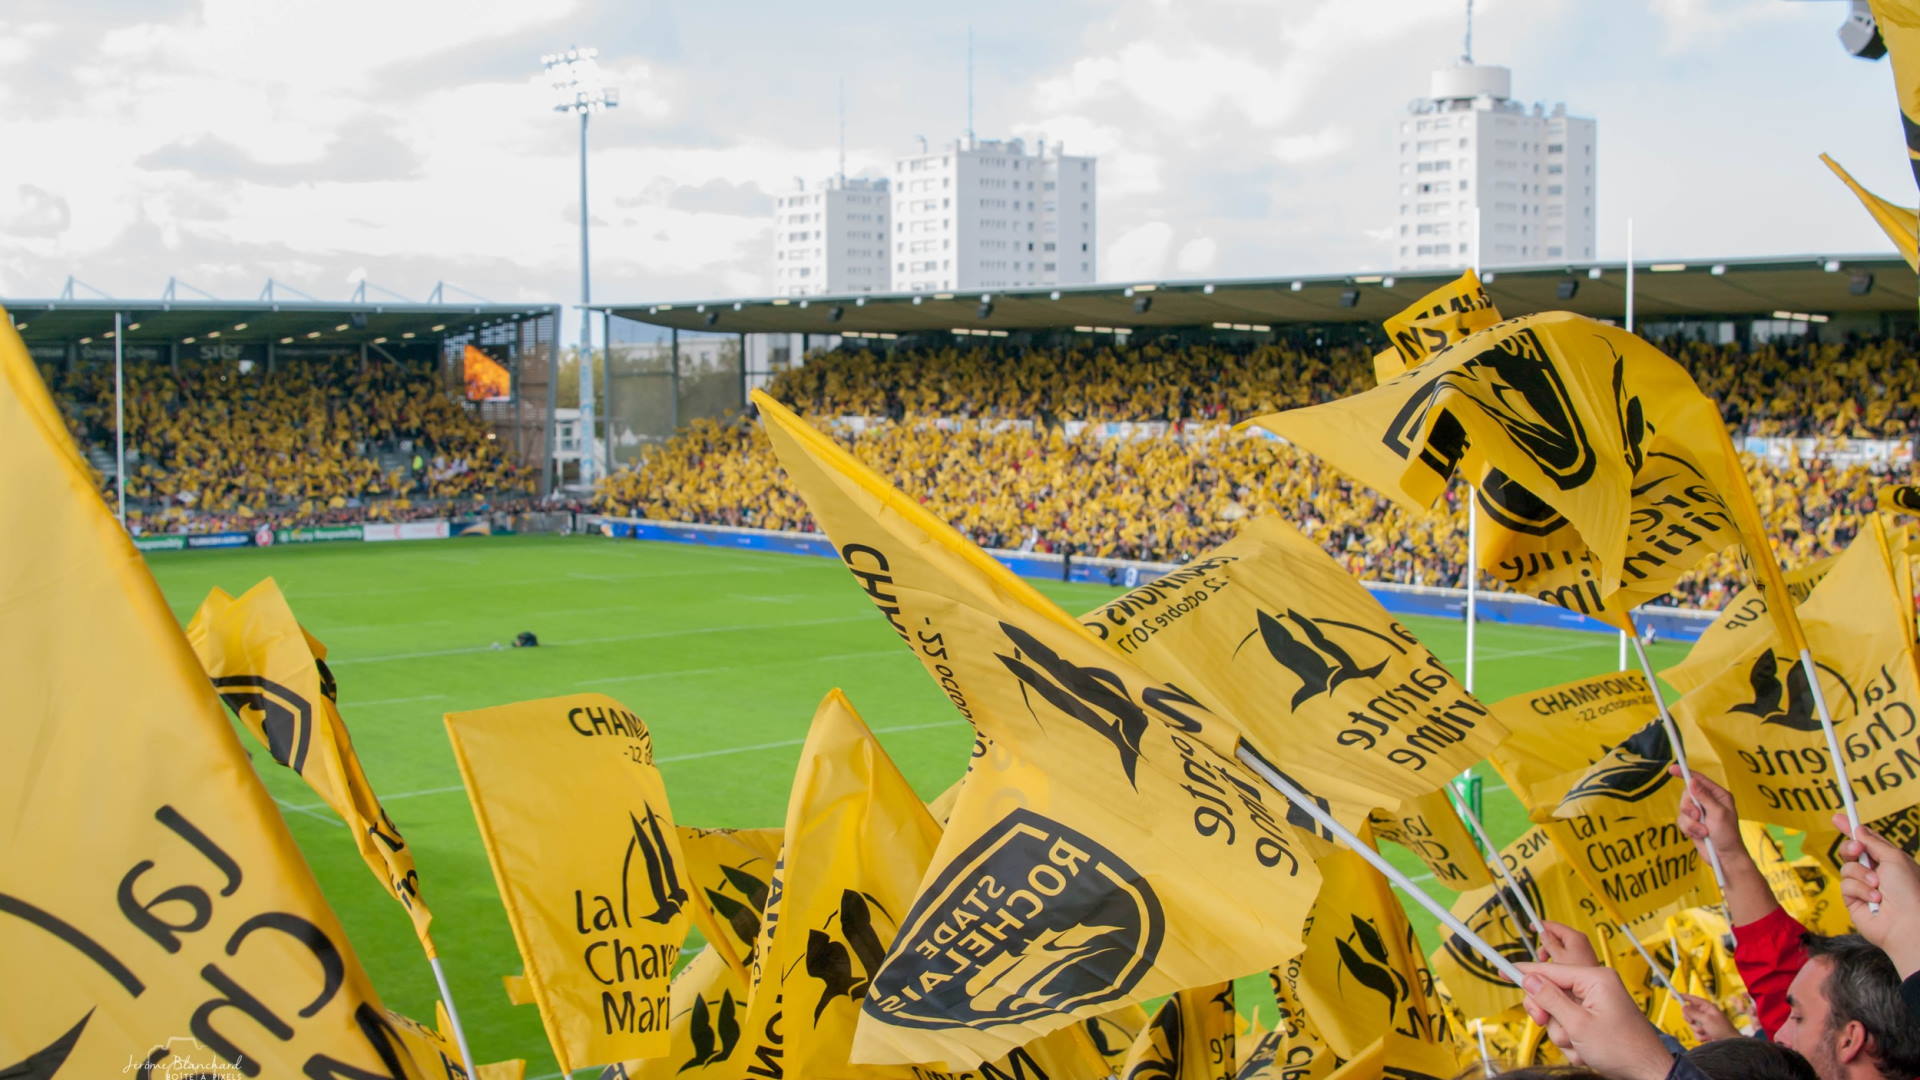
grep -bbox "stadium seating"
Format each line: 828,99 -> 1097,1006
41,353 -> 532,534
597,336 -> 1920,610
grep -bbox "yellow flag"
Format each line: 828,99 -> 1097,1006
1251,963 -> 1335,1079
1869,0 -> 1920,195
1803,802 -> 1920,889
1318,1032 -> 1465,1080
1376,269 -> 1502,380
1822,153 -> 1920,269
597,947 -> 758,1080
1539,814 -> 1709,936
1662,553 -> 1838,696
477,1060 -> 528,1080
1287,848 -> 1456,1059
1881,484 -> 1920,516
444,693 -> 692,1073
1489,671 -> 1663,818
1369,786 -> 1493,891
1430,825 -> 1618,1020
751,391 -> 1324,1068
1685,522 -> 1920,832
1245,313 -> 1791,637
385,1005 -> 469,1077
1078,515 -> 1509,827
0,311 -> 425,1077
186,577 -> 436,952
1118,983 -> 1237,1080
676,825 -> 782,983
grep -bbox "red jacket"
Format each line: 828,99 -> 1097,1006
1732,906 -> 1811,1038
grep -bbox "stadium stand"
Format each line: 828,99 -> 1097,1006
595,335 -> 1920,610
40,352 -> 535,535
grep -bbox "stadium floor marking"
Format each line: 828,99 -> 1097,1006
277,717 -> 965,815
328,614 -> 875,665
274,797 -> 340,825
349,693 -> 449,707
292,563 -> 785,602
577,646 -> 903,687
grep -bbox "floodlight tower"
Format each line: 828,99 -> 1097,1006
543,46 -> 619,487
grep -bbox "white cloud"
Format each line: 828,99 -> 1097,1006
1273,127 -> 1351,164
1105,221 -> 1174,281
1174,235 -> 1217,274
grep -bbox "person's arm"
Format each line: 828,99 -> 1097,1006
1677,993 -> 1740,1043
1518,962 -> 1676,1080
1832,812 -> 1920,1024
1673,767 -> 1778,927
1674,767 -> 1808,1037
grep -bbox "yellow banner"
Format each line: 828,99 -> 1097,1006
1539,814 -> 1709,935
1489,671 -> 1663,818
599,947 -> 761,1080
1369,785 -> 1494,891
1662,554 -> 1838,697
1078,515 -> 1508,826
1118,983 -> 1237,1080
750,391 -> 1323,1068
1245,312 -> 1798,640
676,825 -> 781,983
1686,523 -> 1920,832
186,577 -> 436,952
1822,153 -> 1920,269
0,311 -> 423,1077
444,693 -> 691,1074
385,1005 -> 468,1077
1549,713 -> 1724,823
1377,269 -> 1502,379
1286,847 -> 1456,1059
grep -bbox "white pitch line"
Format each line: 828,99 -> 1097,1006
329,614 -> 874,666
578,647 -> 905,687
278,717 -> 967,813
275,797 -> 341,826
348,693 -> 449,708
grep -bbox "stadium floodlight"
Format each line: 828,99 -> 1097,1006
1586,267 -> 1603,280
544,44 -> 618,490
1132,295 -> 1152,315
1851,271 -> 1876,296
1337,289 -> 1360,308
1556,278 -> 1579,300
1824,258 -> 1844,272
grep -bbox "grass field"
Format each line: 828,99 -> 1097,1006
145,534 -> 1693,1075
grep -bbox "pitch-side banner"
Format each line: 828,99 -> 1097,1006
750,391 -> 1324,1068
0,312 -> 423,1078
445,693 -> 692,1073
1077,515 -> 1508,827
186,577 -> 437,953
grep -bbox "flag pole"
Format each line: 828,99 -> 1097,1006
1236,743 -> 1525,986
1449,784 -> 1544,949
1619,920 -> 1680,1000
1466,208 -> 1484,697
1800,645 -> 1876,908
1619,217 -> 1635,672
1473,1019 -> 1497,1078
1621,613 -> 1728,893
428,951 -> 477,1073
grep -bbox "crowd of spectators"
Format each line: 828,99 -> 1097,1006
596,335 -> 1919,611
41,353 -> 534,534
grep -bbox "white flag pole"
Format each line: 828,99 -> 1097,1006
1620,920 -> 1680,1000
1801,646 -> 1877,910
1619,217 -> 1636,671
1622,614 -> 1728,893
1237,744 -> 1525,986
1474,1020 -> 1497,1078
1450,784 -> 1544,944
428,953 -> 478,1071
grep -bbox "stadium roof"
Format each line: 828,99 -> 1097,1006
1,297 -> 559,348
593,253 -> 1916,335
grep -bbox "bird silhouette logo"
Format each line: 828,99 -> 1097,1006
1335,913 -> 1414,1030
678,989 -> 741,1071
1730,650 -> 1852,733
1239,609 -> 1402,709
802,890 -> 892,1023
622,804 -> 689,927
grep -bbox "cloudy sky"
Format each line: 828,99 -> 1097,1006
0,0 -> 1910,329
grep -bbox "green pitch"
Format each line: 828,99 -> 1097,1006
145,535 -> 1692,1075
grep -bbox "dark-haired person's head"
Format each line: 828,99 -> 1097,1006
1777,933 -> 1920,1080
1687,1036 -> 1818,1080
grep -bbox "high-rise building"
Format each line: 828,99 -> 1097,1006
771,175 -> 892,297
1393,63 -> 1596,272
890,136 -> 1097,293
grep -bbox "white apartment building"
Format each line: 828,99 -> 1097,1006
1394,63 -> 1596,272
771,175 -> 892,296
891,136 -> 1096,293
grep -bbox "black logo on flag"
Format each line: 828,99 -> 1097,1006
1123,996 -> 1183,1080
703,864 -> 772,956
624,805 -> 689,926
1888,486 -> 1920,514
680,988 -> 741,1071
1731,650 -> 1855,733
803,890 -> 893,1022
1560,720 -> 1673,808
1335,914 -> 1413,1029
1442,873 -> 1544,986
210,674 -> 315,773
1238,609 -> 1403,708
864,809 -> 1164,1031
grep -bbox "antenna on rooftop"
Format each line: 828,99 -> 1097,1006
966,25 -> 975,149
838,76 -> 847,182
1464,0 -> 1474,63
